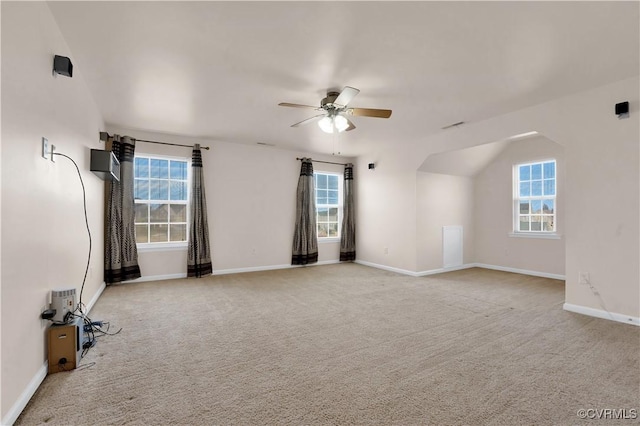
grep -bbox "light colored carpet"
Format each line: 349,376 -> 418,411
16,264 -> 640,425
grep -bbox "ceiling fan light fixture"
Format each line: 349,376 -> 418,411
280,86 -> 392,133
318,115 -> 349,133
334,115 -> 349,132
318,116 -> 334,133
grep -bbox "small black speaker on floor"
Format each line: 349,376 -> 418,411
615,101 -> 629,118
53,55 -> 73,77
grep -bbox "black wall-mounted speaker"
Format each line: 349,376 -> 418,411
53,55 -> 73,77
90,149 -> 120,182
615,101 -> 629,116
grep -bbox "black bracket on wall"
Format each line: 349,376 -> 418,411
615,101 -> 629,119
53,55 -> 73,77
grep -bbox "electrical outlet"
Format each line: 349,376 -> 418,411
42,137 -> 49,159
50,144 -> 56,162
578,272 -> 590,285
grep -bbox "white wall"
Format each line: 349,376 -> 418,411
106,125 -> 354,278
356,76 -> 639,321
1,5 -> 637,422
474,136 -> 565,276
356,156 -> 418,273
416,172 -> 474,272
1,2 -> 106,423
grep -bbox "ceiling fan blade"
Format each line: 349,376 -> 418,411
333,86 -> 360,108
291,114 -> 326,127
345,118 -> 356,132
348,107 -> 392,118
278,102 -> 320,110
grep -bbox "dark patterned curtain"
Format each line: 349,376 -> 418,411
105,135 -> 141,283
340,163 -> 356,261
292,158 -> 318,265
187,144 -> 212,277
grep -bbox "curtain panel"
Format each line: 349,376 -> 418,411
340,163 -> 356,261
104,135 -> 141,283
292,158 -> 318,265
187,144 -> 213,277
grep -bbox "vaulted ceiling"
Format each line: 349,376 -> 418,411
48,1 -> 639,158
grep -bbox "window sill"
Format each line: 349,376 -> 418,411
508,232 -> 562,240
318,237 -> 340,244
137,242 -> 188,252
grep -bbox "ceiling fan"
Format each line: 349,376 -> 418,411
278,86 -> 392,133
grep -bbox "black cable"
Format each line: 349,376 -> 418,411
52,152 -> 123,362
94,325 -> 122,336
75,362 -> 96,371
53,152 -> 91,313
85,317 -> 122,336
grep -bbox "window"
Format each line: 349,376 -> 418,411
134,155 -> 189,245
314,172 -> 342,239
514,160 -> 556,233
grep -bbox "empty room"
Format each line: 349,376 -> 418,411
2,1 -> 639,425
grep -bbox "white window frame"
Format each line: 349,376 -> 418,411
314,171 -> 343,243
511,159 -> 559,239
134,153 -> 190,251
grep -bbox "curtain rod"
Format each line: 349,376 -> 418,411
296,157 -> 347,166
137,139 -> 210,150
99,132 -> 210,150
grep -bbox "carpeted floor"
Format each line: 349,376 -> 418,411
16,264 -> 640,425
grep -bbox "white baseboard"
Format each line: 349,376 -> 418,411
129,273 -> 188,283
355,261 -> 638,329
563,303 -> 640,327
214,260 -> 340,276
354,260 -> 420,277
84,282 -> 106,314
315,260 -> 341,266
472,263 -> 565,281
128,261 -> 343,282
2,281 -> 107,426
416,264 -> 476,277
1,362 -> 48,426
355,260 -> 565,281
356,261 -> 480,277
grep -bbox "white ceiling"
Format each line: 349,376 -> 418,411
47,1 -> 639,158
418,131 -> 544,176
419,140 -> 512,177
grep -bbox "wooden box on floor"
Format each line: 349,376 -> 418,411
47,317 -> 83,374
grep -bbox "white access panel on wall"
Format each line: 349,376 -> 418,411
443,226 -> 463,268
